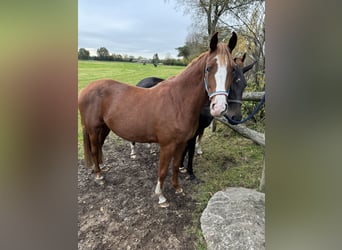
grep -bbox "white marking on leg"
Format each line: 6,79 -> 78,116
158,194 -> 167,204
147,143 -> 156,155
130,143 -> 136,159
155,180 -> 162,194
175,187 -> 183,194
196,142 -> 203,155
155,180 -> 168,206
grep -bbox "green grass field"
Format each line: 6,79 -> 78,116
78,60 -> 185,90
78,60 -> 264,249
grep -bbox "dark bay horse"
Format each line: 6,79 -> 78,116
131,54 -> 256,180
78,32 -> 236,207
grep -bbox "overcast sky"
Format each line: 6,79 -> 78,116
78,0 -> 192,59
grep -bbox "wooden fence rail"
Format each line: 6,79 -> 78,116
242,91 -> 265,101
215,116 -> 265,147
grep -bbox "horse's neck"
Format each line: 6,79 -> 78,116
171,55 -> 208,110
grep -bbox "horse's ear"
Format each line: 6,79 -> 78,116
210,32 -> 219,52
228,31 -> 237,52
242,61 -> 257,73
242,53 -> 246,62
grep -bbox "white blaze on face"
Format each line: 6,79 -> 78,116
210,55 -> 228,116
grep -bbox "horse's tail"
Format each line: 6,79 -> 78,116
82,128 -> 94,168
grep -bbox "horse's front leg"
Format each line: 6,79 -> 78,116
155,144 -> 176,208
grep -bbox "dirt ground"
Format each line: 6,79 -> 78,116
78,134 -> 199,250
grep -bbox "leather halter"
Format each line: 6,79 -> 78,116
203,65 -> 242,104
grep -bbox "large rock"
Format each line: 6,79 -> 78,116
200,187 -> 265,250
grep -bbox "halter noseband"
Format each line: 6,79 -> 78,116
203,65 -> 230,99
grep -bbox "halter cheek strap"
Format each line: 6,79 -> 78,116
203,66 -> 230,99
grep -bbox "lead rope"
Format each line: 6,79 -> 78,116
225,94 -> 265,124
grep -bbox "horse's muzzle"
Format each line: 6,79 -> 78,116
210,102 -> 228,117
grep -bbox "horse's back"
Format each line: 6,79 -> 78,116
79,79 -> 164,142
78,79 -> 131,125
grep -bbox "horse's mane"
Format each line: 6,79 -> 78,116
163,43 -> 232,85
188,52 -> 208,66
158,52 -> 208,86
186,42 -> 232,68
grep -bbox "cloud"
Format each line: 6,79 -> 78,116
78,0 -> 191,59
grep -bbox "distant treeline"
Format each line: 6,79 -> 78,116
78,47 -> 187,66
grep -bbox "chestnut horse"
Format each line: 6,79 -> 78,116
131,54 -> 256,180
78,32 -> 236,207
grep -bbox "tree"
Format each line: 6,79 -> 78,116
96,47 -> 110,61
176,45 -> 191,62
220,0 -> 265,87
173,0 -> 264,87
175,0 -> 256,39
78,48 -> 90,60
152,53 -> 159,67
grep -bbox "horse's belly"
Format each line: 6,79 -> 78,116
115,129 -> 157,143
105,117 -> 158,143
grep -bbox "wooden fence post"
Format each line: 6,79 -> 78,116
259,155 -> 265,192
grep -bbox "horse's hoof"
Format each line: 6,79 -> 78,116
95,178 -> 105,185
179,167 -> 187,174
130,154 -> 136,159
101,166 -> 110,172
95,175 -> 105,185
175,187 -> 183,194
196,149 -> 203,155
158,201 -> 170,208
186,174 -> 196,181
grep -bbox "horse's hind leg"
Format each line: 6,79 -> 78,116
172,142 -> 187,193
196,129 -> 204,155
130,142 -> 136,159
179,143 -> 188,174
185,137 -> 196,180
99,126 -> 110,171
89,125 -> 109,184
